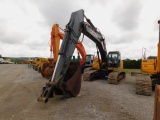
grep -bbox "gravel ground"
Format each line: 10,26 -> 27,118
0,64 -> 154,120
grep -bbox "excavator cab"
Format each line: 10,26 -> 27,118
91,51 -> 121,71
108,51 -> 121,70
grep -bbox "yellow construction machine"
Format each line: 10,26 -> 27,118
136,20 -> 160,96
93,51 -> 122,70
83,51 -> 125,84
37,58 -> 49,73
28,58 -> 33,63
32,58 -> 40,70
32,58 -> 48,71
27,58 -> 33,68
92,52 -> 123,71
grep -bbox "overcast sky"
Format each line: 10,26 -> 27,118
0,0 -> 160,60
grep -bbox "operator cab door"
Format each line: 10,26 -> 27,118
107,51 -> 121,69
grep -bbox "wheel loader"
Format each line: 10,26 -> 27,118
37,9 -> 125,103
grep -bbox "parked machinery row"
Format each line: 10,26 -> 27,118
27,9 -> 160,120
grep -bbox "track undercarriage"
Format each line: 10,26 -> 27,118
134,73 -> 160,96
108,71 -> 126,84
135,74 -> 152,96
83,69 -> 126,84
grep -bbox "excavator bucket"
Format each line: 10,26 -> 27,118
41,58 -> 55,79
64,63 -> 82,96
41,62 -> 50,78
37,62 -> 82,103
54,62 -> 82,97
153,85 -> 160,120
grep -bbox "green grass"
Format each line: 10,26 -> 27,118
119,69 -> 141,74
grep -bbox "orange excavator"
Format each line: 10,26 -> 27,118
41,24 -> 86,79
37,9 -> 125,103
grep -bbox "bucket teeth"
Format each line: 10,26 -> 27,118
37,85 -> 54,103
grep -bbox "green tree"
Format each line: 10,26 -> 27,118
123,59 -> 141,69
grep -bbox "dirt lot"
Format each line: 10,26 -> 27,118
0,64 -> 154,120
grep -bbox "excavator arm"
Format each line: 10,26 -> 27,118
37,9 -> 121,103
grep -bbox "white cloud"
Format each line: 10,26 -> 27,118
0,0 -> 160,60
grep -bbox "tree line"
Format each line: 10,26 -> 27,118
123,59 -> 141,69
1,54 -> 142,68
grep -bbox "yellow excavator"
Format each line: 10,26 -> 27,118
37,9 -> 125,103
136,20 -> 160,96
32,58 -> 40,70
92,51 -> 123,70
37,58 -> 49,73
32,58 -> 48,71
139,20 -> 160,120
83,51 -> 125,84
